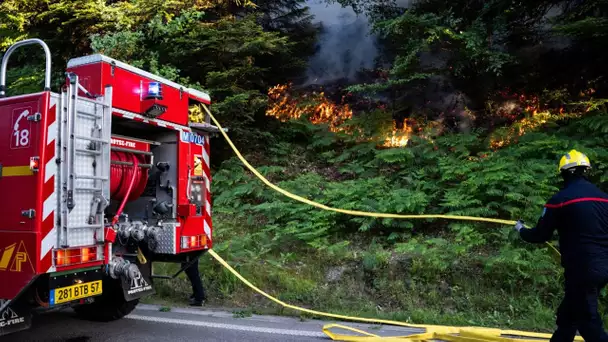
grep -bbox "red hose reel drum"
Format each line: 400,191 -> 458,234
110,151 -> 148,201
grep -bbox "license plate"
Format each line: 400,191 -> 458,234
51,280 -> 102,305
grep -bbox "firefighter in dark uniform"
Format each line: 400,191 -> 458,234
514,149 -> 608,342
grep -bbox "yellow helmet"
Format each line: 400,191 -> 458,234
558,149 -> 591,173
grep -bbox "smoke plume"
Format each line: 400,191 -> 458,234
302,0 -> 379,85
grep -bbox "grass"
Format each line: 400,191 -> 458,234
145,214 -> 565,334
146,257 -> 559,332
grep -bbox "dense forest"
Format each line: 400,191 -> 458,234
2,0 -> 608,331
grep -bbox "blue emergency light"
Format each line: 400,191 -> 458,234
145,81 -> 163,100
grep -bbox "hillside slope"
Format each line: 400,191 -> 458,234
152,106 -> 608,331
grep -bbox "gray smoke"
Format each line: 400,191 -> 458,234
301,0 -> 413,85
302,0 -> 378,85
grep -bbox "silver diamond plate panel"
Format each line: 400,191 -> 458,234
154,222 -> 179,254
67,99 -> 99,246
59,81 -> 112,248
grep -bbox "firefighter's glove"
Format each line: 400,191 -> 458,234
513,220 -> 525,232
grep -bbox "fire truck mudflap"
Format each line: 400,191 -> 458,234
0,39 -> 217,336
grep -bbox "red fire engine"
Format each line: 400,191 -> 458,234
0,39 -> 217,336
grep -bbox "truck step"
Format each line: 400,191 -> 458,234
76,148 -> 101,155
76,109 -> 102,119
75,175 -> 108,181
66,224 -> 103,230
75,187 -> 104,192
74,135 -> 109,144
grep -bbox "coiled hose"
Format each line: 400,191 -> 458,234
110,151 -> 148,225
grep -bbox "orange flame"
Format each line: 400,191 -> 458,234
266,83 -> 352,133
383,119 -> 412,147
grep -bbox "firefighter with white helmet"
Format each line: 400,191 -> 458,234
514,149 -> 608,342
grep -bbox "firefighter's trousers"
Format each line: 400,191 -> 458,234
182,258 -> 206,302
551,270 -> 608,342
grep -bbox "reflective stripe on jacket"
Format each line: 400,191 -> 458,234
520,177 -> 608,272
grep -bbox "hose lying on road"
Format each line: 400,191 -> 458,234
208,249 -> 576,342
201,104 -> 566,341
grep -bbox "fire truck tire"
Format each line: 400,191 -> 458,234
73,279 -> 139,322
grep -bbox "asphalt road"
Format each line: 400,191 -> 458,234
9,304 -> 423,341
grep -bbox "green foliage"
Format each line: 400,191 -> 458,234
554,0 -> 608,39
0,1 -> 316,151
210,108 -> 607,318
174,104 -> 598,330
343,0 -> 608,131
3,0 -> 608,330
346,2 -> 516,100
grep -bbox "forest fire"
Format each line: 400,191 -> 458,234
383,120 -> 412,147
266,83 -> 412,147
490,92 -> 552,149
267,84 -> 596,151
266,83 -> 353,133
489,89 -> 594,149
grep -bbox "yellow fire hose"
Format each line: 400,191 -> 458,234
208,249 -> 575,342
201,104 -> 570,341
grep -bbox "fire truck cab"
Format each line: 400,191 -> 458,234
0,39 -> 217,336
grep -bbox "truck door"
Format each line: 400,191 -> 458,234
0,93 -> 45,232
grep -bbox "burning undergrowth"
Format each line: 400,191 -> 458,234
487,88 -> 596,149
265,78 -> 597,151
267,83 -> 354,133
266,81 -> 413,148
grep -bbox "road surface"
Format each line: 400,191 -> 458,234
10,304 -> 423,341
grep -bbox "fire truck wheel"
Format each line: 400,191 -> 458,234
73,279 -> 139,322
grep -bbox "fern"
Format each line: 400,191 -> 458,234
209,106 -> 607,297
576,112 -> 608,134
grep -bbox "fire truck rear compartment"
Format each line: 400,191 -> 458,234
0,39 -> 214,336
55,76 -> 209,279
107,118 -> 178,229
